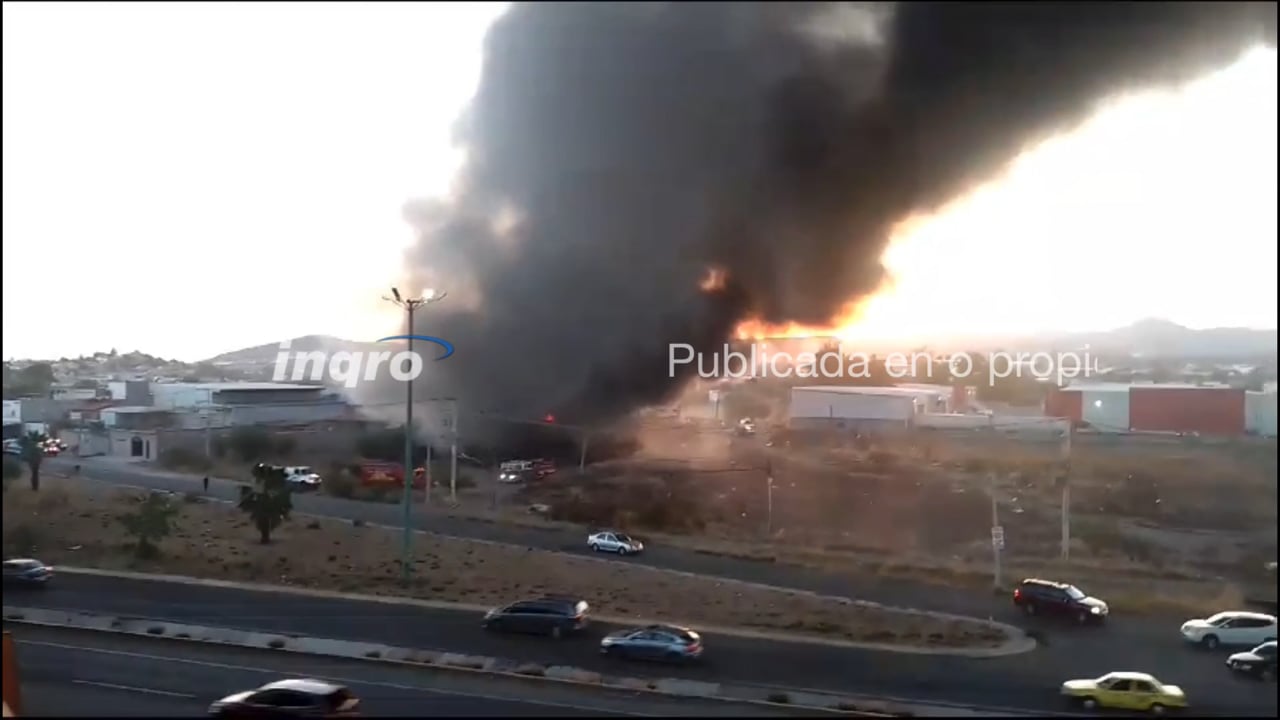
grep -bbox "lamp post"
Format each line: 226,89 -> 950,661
383,286 -> 447,586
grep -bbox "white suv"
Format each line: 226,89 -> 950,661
588,530 -> 644,556
1181,611 -> 1278,649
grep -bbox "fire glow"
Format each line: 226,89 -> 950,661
737,299 -> 865,338
699,266 -> 728,292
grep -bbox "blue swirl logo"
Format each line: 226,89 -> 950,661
376,335 -> 455,360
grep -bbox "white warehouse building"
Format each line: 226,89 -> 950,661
788,386 -> 931,432
1246,389 -> 1278,438
1073,382 -> 1133,434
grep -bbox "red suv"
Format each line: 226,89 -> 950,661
1013,578 -> 1110,625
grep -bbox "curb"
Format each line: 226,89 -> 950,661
50,473 -> 1034,658
49,565 -> 1036,658
2,606 -> 901,717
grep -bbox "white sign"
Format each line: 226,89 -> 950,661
991,526 -> 1005,550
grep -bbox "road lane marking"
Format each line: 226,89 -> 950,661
70,679 -> 195,698
21,639 -> 649,715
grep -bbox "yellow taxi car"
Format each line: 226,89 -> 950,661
1060,671 -> 1188,714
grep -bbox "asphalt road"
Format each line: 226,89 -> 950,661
9,574 -> 1277,716
9,624 -> 829,717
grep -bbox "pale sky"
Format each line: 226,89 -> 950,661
3,4 -> 1277,361
2,1 -> 507,361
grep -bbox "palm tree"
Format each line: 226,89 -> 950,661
238,463 -> 293,544
19,431 -> 47,491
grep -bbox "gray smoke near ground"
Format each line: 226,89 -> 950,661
369,1 -> 1275,443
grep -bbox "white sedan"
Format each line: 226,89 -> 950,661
588,531 -> 644,556
1180,611 -> 1277,649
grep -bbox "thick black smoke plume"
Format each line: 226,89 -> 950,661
371,2 -> 1274,444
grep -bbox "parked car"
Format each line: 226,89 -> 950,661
2,558 -> 53,587
600,624 -> 703,664
1226,641 -> 1277,681
209,679 -> 360,718
1060,671 -> 1187,713
1012,578 -> 1109,624
587,530 -> 644,555
1181,611 -> 1278,649
482,596 -> 590,639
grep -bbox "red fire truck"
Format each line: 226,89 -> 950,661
359,461 -> 427,490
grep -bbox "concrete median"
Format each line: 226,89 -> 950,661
3,603 -> 972,716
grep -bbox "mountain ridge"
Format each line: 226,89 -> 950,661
202,319 -> 1277,366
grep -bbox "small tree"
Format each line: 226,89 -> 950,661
19,431 -> 47,491
239,463 -> 293,544
117,491 -> 180,558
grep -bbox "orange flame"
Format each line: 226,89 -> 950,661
699,266 -> 728,293
733,301 -> 866,341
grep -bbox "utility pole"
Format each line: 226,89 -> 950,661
579,431 -> 590,474
1060,425 -> 1073,560
990,472 -> 1003,590
765,459 -> 774,537
425,441 -> 432,505
383,287 -> 447,587
489,444 -> 499,511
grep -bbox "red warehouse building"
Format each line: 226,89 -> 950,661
1043,383 -> 1247,436
1128,386 -> 1245,435
1043,387 -> 1084,423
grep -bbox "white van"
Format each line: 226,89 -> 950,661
283,466 -> 323,489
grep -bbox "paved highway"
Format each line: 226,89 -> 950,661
9,624 -> 830,717
9,574 -> 1277,716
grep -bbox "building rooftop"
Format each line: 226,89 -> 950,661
151,382 -> 323,392
1065,382 -> 1244,392
794,385 -> 944,398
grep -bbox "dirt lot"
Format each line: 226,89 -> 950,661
151,414 -> 1276,618
487,423 -> 1276,616
0,477 -> 1011,649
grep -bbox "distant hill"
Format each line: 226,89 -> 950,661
1038,318 -> 1278,359
205,335 -> 373,365
208,318 -> 1276,368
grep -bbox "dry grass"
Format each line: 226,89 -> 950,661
1,478 -> 1009,649
421,496 -> 1255,619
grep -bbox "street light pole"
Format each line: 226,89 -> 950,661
383,287 -> 447,587
449,397 -> 459,504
